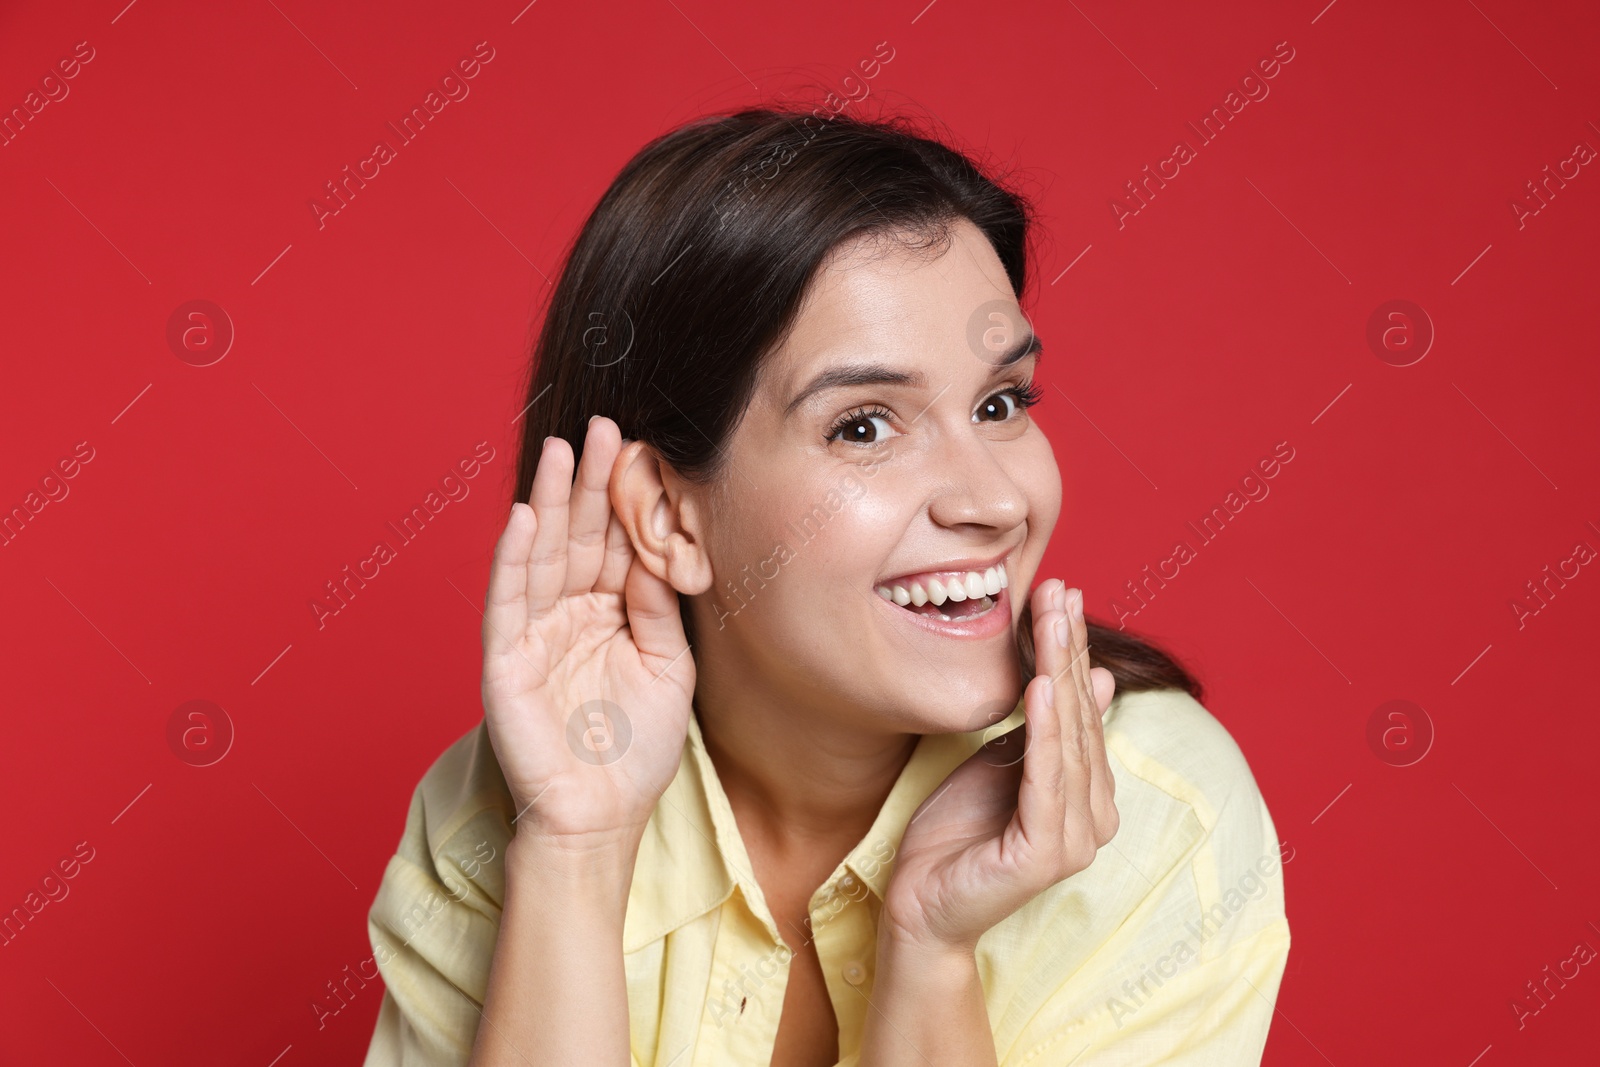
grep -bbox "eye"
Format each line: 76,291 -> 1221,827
826,405 -> 900,446
974,380 -> 1043,423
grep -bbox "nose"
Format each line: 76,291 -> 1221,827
925,427 -> 1028,533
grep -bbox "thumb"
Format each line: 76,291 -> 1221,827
624,552 -> 690,665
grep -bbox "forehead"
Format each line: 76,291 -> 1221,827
764,219 -> 1017,394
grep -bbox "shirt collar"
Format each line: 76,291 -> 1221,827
623,696 -> 1031,953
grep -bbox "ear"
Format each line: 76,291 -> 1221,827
610,440 -> 715,596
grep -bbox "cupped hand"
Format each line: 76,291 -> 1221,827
881,579 -> 1118,952
479,416 -> 697,848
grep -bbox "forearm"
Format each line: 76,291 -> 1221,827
859,928 -> 997,1067
468,832 -> 639,1066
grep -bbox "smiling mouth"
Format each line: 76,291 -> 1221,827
873,561 -> 1008,621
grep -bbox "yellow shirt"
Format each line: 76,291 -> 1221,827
361,686 -> 1291,1066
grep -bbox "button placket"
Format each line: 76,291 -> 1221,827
811,886 -> 879,1057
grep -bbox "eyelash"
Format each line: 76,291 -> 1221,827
825,379 -> 1044,445
991,378 -> 1044,414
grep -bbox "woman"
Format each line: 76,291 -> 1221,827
362,106 -> 1290,1066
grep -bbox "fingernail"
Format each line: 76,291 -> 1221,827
1071,588 -> 1084,620
588,414 -> 598,424
1053,580 -> 1067,612
1054,617 -> 1068,646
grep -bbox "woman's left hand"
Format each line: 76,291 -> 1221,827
880,579 -> 1119,954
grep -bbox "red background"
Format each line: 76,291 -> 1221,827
2,0 -> 1597,1063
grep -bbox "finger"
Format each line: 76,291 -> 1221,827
1064,591 -> 1114,841
1032,579 -> 1068,689
1010,668 -> 1066,867
623,551 -> 692,681
1043,585 -> 1097,851
1011,582 -> 1073,860
1086,664 -> 1120,839
1039,583 -> 1089,779
595,436 -> 638,595
1089,665 -> 1117,733
562,417 -> 623,597
594,510 -> 634,595
1063,589 -> 1095,775
526,435 -> 574,615
483,501 -> 534,660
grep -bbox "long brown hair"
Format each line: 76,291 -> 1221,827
512,105 -> 1202,703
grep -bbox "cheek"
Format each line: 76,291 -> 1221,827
768,470 -> 904,575
708,470 -> 900,588
1009,436 -> 1063,589
723,468 -> 914,624
707,491 -> 786,587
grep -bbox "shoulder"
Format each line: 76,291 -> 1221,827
401,717 -> 517,873
981,687 -> 1292,1059
360,721 -> 520,1062
367,719 -> 516,995
1098,685 -> 1287,929
1101,686 -> 1267,837
379,718 -> 516,909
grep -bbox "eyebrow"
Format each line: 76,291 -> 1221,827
783,331 -> 1043,417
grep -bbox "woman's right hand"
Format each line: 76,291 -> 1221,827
480,415 -> 697,849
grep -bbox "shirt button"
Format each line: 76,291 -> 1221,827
843,961 -> 866,985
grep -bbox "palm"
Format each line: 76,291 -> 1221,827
481,418 -> 696,841
882,731 -> 1032,946
882,582 -> 1120,952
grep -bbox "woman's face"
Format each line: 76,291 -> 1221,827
688,217 -> 1062,735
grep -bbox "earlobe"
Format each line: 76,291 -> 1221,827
610,440 -> 714,596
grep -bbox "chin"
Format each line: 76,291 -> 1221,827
880,672 -> 1024,737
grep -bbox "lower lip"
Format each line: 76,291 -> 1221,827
873,582 -> 1013,639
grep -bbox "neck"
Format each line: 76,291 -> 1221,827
692,677 -> 918,861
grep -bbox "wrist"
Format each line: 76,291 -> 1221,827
506,827 -> 642,914
877,915 -> 979,973
510,815 -> 646,861
870,922 -> 990,1053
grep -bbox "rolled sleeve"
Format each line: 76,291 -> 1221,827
362,786 -> 497,1066
360,747 -> 645,1067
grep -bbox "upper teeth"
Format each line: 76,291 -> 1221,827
875,562 -> 1008,607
